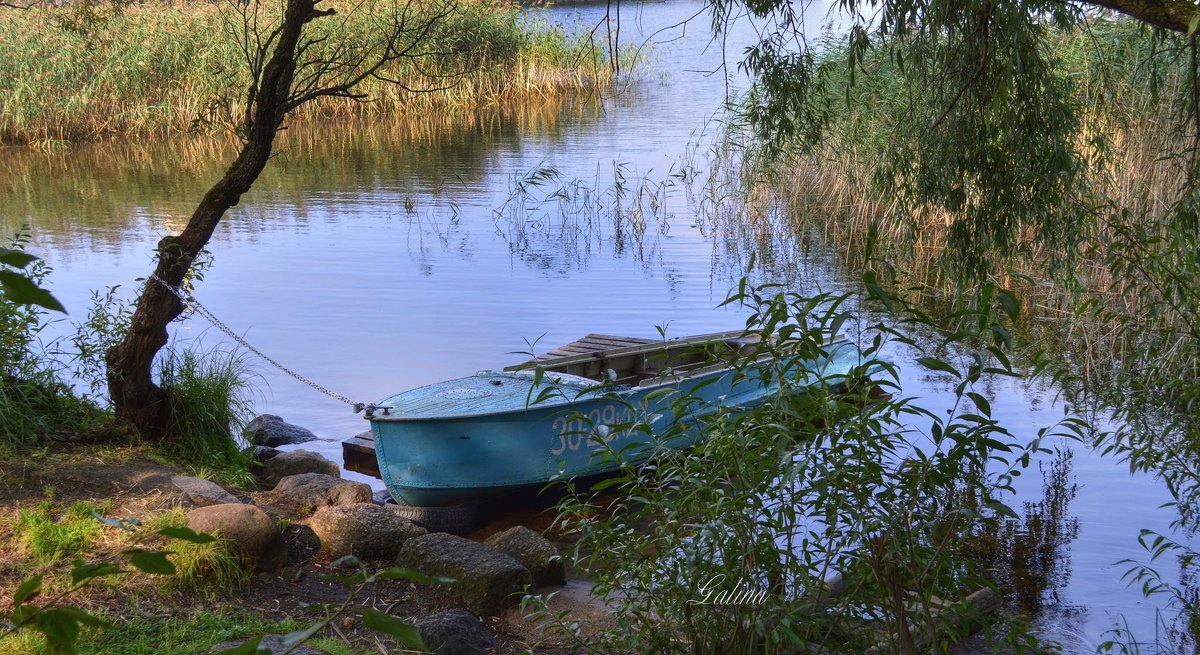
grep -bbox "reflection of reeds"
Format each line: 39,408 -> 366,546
491,159 -> 675,265
0,1 -> 639,144
0,96 -> 599,243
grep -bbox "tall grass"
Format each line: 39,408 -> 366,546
157,345 -> 258,487
0,0 -> 631,145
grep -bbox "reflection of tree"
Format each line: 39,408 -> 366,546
973,448 -> 1081,617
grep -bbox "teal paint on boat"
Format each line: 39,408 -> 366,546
368,334 -> 879,506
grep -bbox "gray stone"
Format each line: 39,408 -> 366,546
309,503 -> 427,559
211,635 -> 328,654
244,414 -> 319,447
397,532 -> 532,615
187,503 -> 284,572
172,475 -> 240,507
484,525 -> 565,587
415,609 -> 496,655
260,449 -> 340,487
250,445 -> 282,462
273,473 -> 372,509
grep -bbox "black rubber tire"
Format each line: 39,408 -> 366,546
390,503 -> 478,535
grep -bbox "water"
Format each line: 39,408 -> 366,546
0,0 -> 1186,649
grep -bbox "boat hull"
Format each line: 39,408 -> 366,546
369,340 -> 874,506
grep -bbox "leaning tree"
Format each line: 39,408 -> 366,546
105,0 -> 455,436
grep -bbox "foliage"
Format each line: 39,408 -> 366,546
0,233 -> 103,450
541,272 -> 1084,653
0,0 -> 628,145
0,522 -> 218,654
156,344 -> 257,488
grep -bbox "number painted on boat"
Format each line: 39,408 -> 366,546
550,405 -> 637,456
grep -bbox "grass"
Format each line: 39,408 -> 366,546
5,608 -> 304,655
147,508 -> 250,593
0,0 -> 633,145
157,345 -> 257,489
12,497 -> 110,567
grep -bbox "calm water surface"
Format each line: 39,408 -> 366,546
0,0 -> 1185,650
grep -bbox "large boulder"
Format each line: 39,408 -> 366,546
187,503 -> 284,572
415,609 -> 496,655
172,475 -> 241,507
484,526 -> 566,587
260,449 -> 340,487
244,414 -> 319,447
309,503 -> 427,559
273,473 -> 372,509
397,533 -> 532,615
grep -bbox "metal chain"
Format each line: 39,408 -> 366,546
149,274 -> 375,413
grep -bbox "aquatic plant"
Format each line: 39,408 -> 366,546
0,0 -> 632,145
538,270 -> 1084,653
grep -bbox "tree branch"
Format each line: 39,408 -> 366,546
1080,0 -> 1199,33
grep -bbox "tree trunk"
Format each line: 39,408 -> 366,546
106,0 -> 327,438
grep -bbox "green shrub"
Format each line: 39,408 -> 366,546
157,345 -> 257,488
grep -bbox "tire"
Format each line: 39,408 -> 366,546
390,503 -> 478,535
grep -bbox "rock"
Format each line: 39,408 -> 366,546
484,526 -> 565,587
309,503 -> 426,559
172,475 -> 241,507
250,445 -> 282,462
273,473 -> 372,509
397,533 -> 532,615
187,503 -> 284,572
211,635 -> 328,654
415,609 -> 496,655
372,488 -> 395,506
244,414 -> 319,447
260,449 -> 340,487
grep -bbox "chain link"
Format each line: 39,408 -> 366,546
150,274 -> 369,411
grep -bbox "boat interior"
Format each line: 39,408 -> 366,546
502,331 -> 769,388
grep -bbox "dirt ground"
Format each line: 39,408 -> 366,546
0,447 -> 607,654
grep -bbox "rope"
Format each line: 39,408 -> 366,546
149,274 -> 382,414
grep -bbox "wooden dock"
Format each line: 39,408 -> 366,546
535,334 -> 656,361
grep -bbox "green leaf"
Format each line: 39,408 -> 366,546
13,575 -> 43,605
69,561 -> 124,587
127,550 -> 176,575
996,289 -> 1020,321
0,270 -> 66,313
33,608 -> 84,655
0,247 -> 37,269
360,609 -> 426,650
158,527 -> 218,544
1189,12 -> 1200,36
916,356 -> 959,377
277,621 -> 328,649
370,567 -> 454,585
329,555 -> 362,570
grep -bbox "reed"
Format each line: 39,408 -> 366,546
0,0 -> 629,145
759,20 -> 1194,381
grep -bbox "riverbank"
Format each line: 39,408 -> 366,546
0,442 -> 597,654
0,0 -> 627,146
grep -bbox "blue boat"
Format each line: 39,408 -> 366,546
361,331 -> 877,508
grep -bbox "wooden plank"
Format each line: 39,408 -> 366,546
585,333 -> 656,345
342,433 -> 381,479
